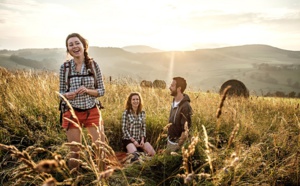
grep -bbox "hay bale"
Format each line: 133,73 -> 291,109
219,79 -> 249,98
140,80 -> 153,88
152,80 -> 166,89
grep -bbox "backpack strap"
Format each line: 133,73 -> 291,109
64,59 -> 98,92
90,60 -> 98,89
64,60 -> 72,92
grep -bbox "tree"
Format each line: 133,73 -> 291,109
288,91 -> 296,98
275,91 -> 285,97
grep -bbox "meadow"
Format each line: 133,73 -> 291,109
0,67 -> 299,185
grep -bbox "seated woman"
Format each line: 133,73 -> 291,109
121,92 -> 156,161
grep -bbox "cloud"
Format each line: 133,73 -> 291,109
0,0 -> 299,50
0,0 -> 41,13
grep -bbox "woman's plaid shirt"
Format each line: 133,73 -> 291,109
59,59 -> 105,109
122,110 -> 146,141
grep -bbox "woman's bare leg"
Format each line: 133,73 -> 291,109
86,126 -> 101,143
86,125 -> 106,170
143,142 -> 156,156
66,128 -> 81,169
126,143 -> 137,154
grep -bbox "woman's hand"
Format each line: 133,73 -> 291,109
76,86 -> 89,95
133,141 -> 140,147
140,140 -> 145,147
65,92 -> 77,100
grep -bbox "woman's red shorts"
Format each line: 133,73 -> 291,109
62,106 -> 101,129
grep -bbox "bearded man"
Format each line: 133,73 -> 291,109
166,77 -> 193,154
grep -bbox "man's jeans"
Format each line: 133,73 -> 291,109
165,137 -> 180,154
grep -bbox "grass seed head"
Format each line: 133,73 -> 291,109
35,160 -> 59,173
42,177 -> 57,186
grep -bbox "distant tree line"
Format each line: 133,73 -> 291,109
249,72 -> 299,88
249,72 -> 279,84
264,91 -> 300,98
10,54 -> 44,69
253,63 -> 300,71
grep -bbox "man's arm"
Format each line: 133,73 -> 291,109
180,103 -> 193,129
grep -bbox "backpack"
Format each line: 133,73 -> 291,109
59,59 -> 104,124
63,59 -> 98,92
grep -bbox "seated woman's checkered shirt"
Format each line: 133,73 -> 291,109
122,110 -> 146,141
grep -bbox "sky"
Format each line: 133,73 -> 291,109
0,0 -> 300,51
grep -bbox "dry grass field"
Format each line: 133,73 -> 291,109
0,67 -> 299,185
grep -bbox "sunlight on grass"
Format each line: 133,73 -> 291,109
0,68 -> 299,185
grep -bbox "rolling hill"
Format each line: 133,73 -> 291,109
122,45 -> 163,53
0,44 -> 300,95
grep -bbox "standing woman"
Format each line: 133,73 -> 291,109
59,33 -> 105,169
122,92 -> 156,160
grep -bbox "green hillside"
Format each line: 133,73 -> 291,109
0,44 -> 299,94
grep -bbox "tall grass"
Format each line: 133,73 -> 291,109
0,67 -> 299,185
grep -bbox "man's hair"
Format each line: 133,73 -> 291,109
173,77 -> 187,93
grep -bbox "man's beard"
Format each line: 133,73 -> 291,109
170,89 -> 177,96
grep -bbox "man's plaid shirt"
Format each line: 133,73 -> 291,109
59,59 -> 105,109
122,110 -> 146,141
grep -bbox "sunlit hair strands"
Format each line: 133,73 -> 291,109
65,33 -> 93,73
125,92 -> 143,115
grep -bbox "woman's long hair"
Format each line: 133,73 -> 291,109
65,33 -> 93,74
125,92 -> 143,115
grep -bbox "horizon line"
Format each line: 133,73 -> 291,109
0,43 -> 299,52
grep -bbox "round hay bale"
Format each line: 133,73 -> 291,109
140,80 -> 153,88
219,79 -> 249,98
152,80 -> 166,89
